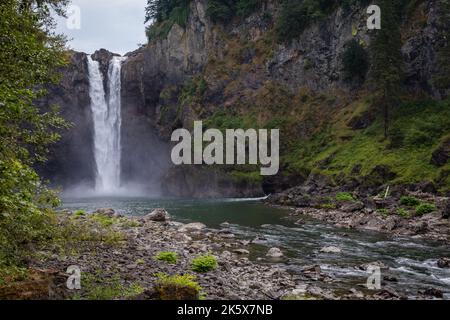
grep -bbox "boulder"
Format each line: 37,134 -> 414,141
266,247 -> 283,258
320,246 -> 342,254
431,138 -> 450,167
442,199 -> 450,219
234,249 -> 250,255
341,201 -> 365,212
178,222 -> 207,233
437,257 -> 450,268
94,208 -> 115,217
145,208 -> 170,222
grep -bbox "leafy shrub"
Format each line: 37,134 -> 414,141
378,208 -> 390,217
342,39 -> 369,83
416,203 -> 437,216
399,196 -> 421,207
191,254 -> 218,273
236,0 -> 261,17
154,251 -> 178,264
275,0 -> 336,43
82,273 -> 143,300
145,0 -> 191,41
396,208 -> 411,218
336,192 -> 355,202
206,0 -> 235,23
154,273 -> 203,300
73,210 -> 86,217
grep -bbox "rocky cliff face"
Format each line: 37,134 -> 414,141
41,0 -> 448,197
38,51 -> 96,190
118,0 -> 447,196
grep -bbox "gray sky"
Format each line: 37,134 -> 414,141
54,0 -> 149,55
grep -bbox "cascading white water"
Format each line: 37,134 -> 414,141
87,55 -> 126,194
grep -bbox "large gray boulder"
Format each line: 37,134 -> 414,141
145,208 -> 170,222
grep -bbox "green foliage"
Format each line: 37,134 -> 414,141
145,0 -> 191,41
73,210 -> 86,217
432,0 -> 450,93
155,273 -> 203,300
207,0 -> 235,23
396,207 -> 411,218
154,251 -> 178,264
399,196 -> 421,207
206,0 -> 262,23
370,0 -> 404,137
191,254 -> 218,273
378,208 -> 390,217
342,39 -> 369,84
275,0 -> 337,43
415,203 -> 437,216
81,272 -> 143,300
336,192 -> 355,202
0,0 -> 68,267
179,76 -> 208,106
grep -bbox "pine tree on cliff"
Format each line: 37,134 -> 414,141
370,0 -> 404,138
433,0 -> 450,97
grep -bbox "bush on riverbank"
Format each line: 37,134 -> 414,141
154,251 -> 178,264
191,254 -> 218,273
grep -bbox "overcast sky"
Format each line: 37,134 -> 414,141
54,0 -> 149,55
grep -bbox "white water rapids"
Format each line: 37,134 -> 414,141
87,55 -> 126,194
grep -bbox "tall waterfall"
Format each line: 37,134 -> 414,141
87,55 -> 126,194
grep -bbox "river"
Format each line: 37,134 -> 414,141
62,197 -> 450,299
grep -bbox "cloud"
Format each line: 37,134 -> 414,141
54,0 -> 148,55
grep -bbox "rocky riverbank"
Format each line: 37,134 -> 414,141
266,181 -> 450,242
2,206 -> 449,300
22,209 -> 311,300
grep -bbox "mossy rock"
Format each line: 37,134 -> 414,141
154,283 -> 200,300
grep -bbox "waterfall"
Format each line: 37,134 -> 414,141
87,55 -> 126,194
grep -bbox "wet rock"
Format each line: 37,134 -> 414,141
437,257 -> 450,268
94,208 -> 115,217
234,249 -> 250,255
320,246 -> 342,254
145,208 -> 170,222
423,288 -> 443,298
173,233 -> 192,242
302,265 -> 321,274
442,199 -> 450,219
341,201 -> 365,212
178,222 -> 207,233
266,247 -> 283,258
431,138 -> 450,167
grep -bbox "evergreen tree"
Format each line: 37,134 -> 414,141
370,0 -> 404,138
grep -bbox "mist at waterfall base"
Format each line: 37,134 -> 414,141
63,54 -> 166,199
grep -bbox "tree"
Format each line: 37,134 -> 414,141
433,0 -> 450,98
342,39 -> 369,84
370,0 -> 404,138
0,0 -> 68,267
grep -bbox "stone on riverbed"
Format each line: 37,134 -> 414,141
320,246 -> 342,254
234,249 -> 250,255
266,247 -> 283,258
437,257 -> 450,268
144,208 -> 170,222
178,222 -> 207,233
94,208 -> 115,217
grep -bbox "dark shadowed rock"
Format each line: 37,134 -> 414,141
437,257 -> 450,268
94,208 -> 115,217
431,138 -> 450,167
145,208 -> 170,222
